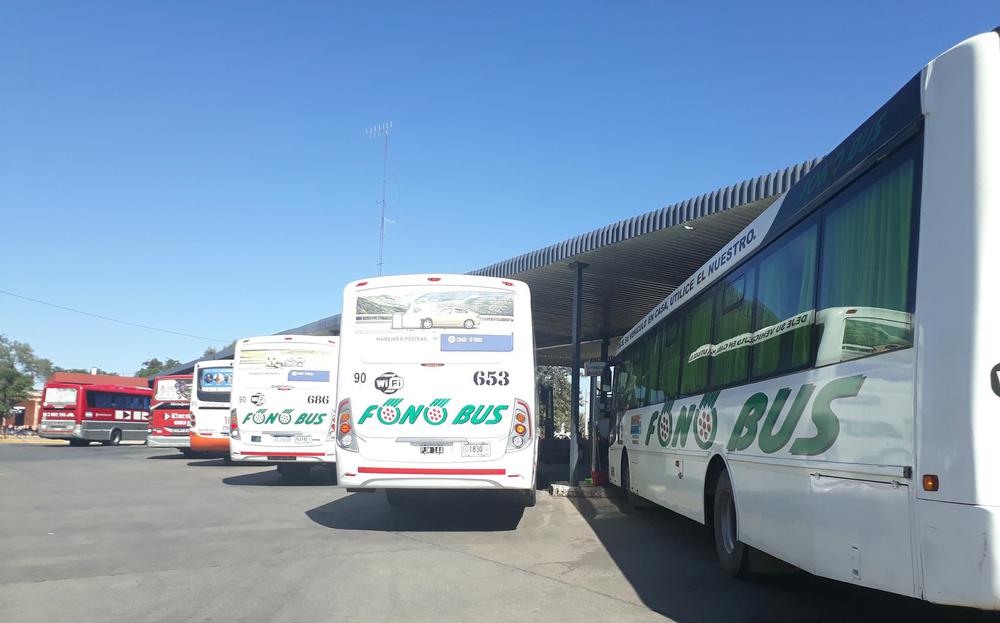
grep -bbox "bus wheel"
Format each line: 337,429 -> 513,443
620,452 -> 648,511
420,318 -> 433,329
713,470 -> 750,578
522,488 -> 537,508
104,429 -> 122,446
180,448 -> 193,458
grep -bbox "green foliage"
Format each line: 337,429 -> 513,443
535,366 -> 573,434
0,335 -> 49,419
135,358 -> 182,378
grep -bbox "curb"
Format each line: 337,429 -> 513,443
548,484 -> 624,499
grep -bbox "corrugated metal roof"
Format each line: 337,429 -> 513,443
471,158 -> 822,279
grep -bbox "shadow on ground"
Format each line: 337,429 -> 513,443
305,489 -> 525,532
557,466 -> 998,623
222,466 -> 339,487
186,458 -> 236,467
147,453 -> 188,460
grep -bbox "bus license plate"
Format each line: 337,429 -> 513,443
295,435 -> 312,444
272,435 -> 291,444
462,442 -> 490,458
420,445 -> 444,455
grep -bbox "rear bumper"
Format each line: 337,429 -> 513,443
230,445 -> 333,463
38,426 -> 76,439
337,454 -> 534,490
147,434 -> 190,449
190,432 -> 230,453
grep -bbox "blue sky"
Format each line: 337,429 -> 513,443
1,2 -> 996,375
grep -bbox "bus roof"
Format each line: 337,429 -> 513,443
44,382 -> 153,394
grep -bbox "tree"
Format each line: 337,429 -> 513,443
50,366 -> 117,376
0,335 -> 50,422
135,358 -> 182,378
203,341 -> 235,358
535,366 -> 573,435
0,335 -> 54,383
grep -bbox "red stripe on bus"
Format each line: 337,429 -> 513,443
240,451 -> 326,457
358,467 -> 506,475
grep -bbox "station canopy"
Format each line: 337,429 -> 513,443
161,157 -> 820,376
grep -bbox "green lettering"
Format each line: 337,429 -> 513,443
242,413 -> 253,424
453,405 -> 474,425
358,405 -> 377,424
401,405 -> 423,424
644,410 -> 660,446
487,404 -> 506,425
758,385 -> 813,454
295,413 -> 308,425
790,375 -> 864,456
265,414 -> 278,424
671,405 -> 692,447
472,405 -> 492,425
728,393 -> 768,452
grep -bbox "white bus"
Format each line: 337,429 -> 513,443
334,274 -> 538,507
608,29 -> 1000,609
229,335 -> 339,480
189,359 -> 233,457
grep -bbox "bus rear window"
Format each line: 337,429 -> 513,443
155,378 -> 191,402
198,367 -> 232,402
354,286 -> 516,364
44,387 -> 78,405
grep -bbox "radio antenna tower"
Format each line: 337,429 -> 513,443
365,122 -> 392,276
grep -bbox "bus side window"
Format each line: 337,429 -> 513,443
680,291 -> 715,396
815,145 -> 917,366
751,217 -> 818,380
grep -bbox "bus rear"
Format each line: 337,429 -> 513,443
335,275 -> 538,506
147,374 -> 193,454
37,383 -> 83,444
229,335 -> 339,479
190,360 -> 232,456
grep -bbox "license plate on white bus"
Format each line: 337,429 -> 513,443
461,442 -> 490,458
420,445 -> 444,455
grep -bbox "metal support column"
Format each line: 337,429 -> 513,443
569,261 -> 587,486
589,337 -> 611,476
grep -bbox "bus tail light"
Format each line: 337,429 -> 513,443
229,409 -> 240,440
506,399 -> 533,452
334,399 -> 358,452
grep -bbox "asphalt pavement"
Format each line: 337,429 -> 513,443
0,443 -> 997,623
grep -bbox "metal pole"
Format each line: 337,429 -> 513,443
569,261 -> 587,486
589,373 -> 598,475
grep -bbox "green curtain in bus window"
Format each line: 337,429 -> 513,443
752,219 -> 818,380
634,339 -> 650,407
711,268 -> 756,388
658,321 -> 681,399
647,326 -> 665,404
680,293 -> 715,395
614,359 -> 631,414
818,156 -> 915,365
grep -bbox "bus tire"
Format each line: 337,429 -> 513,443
620,451 -> 649,511
713,470 -> 750,578
180,448 -> 193,458
522,488 -> 537,508
421,318 -> 433,329
104,429 -> 122,446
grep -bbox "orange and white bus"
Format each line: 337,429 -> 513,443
190,360 -> 233,456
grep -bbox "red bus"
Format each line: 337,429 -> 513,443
147,374 -> 193,455
38,382 -> 153,446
